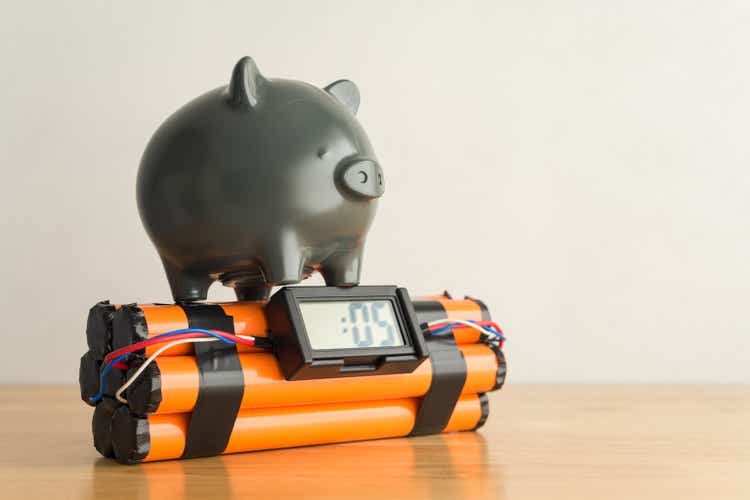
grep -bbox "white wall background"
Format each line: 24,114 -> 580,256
0,1 -> 747,383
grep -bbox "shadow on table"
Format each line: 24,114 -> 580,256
90,432 -> 506,499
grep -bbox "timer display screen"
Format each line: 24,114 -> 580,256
298,300 -> 405,350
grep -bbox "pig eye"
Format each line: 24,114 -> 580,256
317,147 -> 329,159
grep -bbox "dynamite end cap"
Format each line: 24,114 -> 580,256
491,345 -> 507,391
474,393 -> 490,431
111,406 -> 150,465
86,301 -> 116,357
126,361 -> 162,415
92,399 -> 120,459
111,304 -> 148,351
79,351 -> 101,406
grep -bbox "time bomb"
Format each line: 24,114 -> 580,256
78,57 -> 508,464
80,293 -> 506,463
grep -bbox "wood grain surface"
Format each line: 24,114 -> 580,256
0,385 -> 747,499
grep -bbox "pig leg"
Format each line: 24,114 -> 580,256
320,246 -> 363,286
235,283 -> 273,301
161,259 -> 213,303
259,232 -> 306,285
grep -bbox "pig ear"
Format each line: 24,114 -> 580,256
325,80 -> 360,115
229,56 -> 266,108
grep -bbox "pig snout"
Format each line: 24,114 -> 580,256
336,158 -> 384,200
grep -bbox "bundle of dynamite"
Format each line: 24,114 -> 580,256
79,294 -> 506,464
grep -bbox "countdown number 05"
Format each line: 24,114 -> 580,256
341,302 -> 398,347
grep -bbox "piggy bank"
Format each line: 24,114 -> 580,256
136,57 -> 384,302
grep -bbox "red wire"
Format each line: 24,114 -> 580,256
107,321 -> 503,366
474,320 -> 505,335
104,332 -> 205,363
104,330 -> 255,364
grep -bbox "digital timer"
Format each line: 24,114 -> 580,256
266,286 -> 429,380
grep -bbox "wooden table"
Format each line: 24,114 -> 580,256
0,385 -> 747,499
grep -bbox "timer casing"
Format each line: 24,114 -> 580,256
266,286 -> 429,381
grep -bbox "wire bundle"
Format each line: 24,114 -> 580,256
427,319 -> 506,346
88,328 -> 257,405
89,321 -> 505,406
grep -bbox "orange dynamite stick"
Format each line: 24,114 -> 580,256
111,394 -> 485,464
125,343 -> 502,414
112,302 -> 268,356
111,296 -> 491,356
412,296 -> 491,344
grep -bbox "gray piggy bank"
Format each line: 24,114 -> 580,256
136,57 -> 384,302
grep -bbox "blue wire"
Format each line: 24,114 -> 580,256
87,328 -> 237,404
88,352 -> 130,404
430,321 -> 506,340
149,328 -> 236,344
430,319 -> 480,335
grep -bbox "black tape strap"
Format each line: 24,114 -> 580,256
180,304 -> 244,459
410,330 -> 467,435
413,296 -> 491,325
465,295 -> 491,321
412,300 -> 449,324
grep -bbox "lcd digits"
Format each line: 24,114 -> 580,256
341,301 -> 400,348
299,300 -> 405,350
